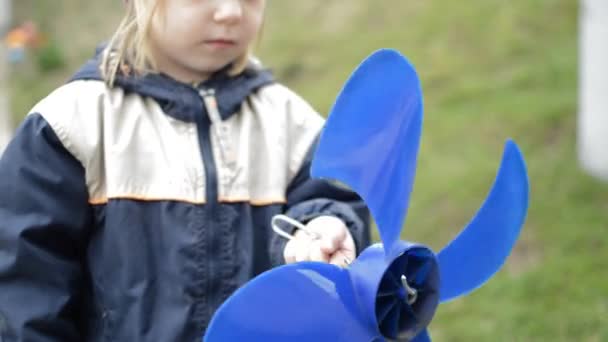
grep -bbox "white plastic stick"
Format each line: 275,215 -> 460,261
578,0 -> 608,181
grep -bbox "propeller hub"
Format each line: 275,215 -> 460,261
374,244 -> 440,341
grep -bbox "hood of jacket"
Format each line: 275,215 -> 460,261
69,45 -> 275,122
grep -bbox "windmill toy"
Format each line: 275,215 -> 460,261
204,49 -> 530,342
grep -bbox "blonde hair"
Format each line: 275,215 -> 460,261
101,0 -> 251,85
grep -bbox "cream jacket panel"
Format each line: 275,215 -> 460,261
30,81 -> 324,205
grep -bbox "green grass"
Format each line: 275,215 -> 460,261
8,0 -> 608,340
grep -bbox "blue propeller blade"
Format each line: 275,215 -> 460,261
204,49 -> 530,341
204,263 -> 378,341
311,49 -> 423,258
437,140 -> 529,302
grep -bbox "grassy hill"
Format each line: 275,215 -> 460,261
8,1 -> 607,340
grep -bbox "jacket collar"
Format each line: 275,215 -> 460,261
70,46 -> 275,122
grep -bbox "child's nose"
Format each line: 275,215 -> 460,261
213,0 -> 243,24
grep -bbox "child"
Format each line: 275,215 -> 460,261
0,0 -> 370,341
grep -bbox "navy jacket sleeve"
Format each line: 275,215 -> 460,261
0,113 -> 92,341
269,139 -> 371,266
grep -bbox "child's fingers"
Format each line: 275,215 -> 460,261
306,216 -> 347,253
283,229 -> 312,264
283,217 -> 357,265
283,239 -> 297,263
328,249 -> 354,268
284,235 -> 330,264
294,235 -> 314,262
319,228 -> 344,254
328,253 -> 347,267
308,240 -> 330,263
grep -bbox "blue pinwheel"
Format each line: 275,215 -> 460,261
204,49 -> 529,341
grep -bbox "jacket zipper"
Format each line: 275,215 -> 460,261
197,88 -> 219,324
197,89 -> 219,209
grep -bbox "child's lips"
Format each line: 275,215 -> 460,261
204,39 -> 237,48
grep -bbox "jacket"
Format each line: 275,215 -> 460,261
0,51 -> 371,341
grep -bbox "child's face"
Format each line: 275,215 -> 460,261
150,0 -> 266,83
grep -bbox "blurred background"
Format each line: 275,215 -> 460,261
1,0 -> 607,340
